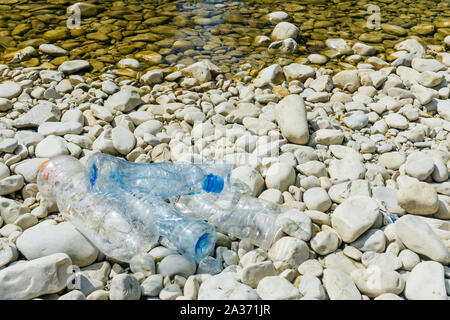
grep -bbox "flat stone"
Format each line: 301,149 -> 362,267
309,75 -> 333,92
39,44 -> 68,56
257,276 -> 301,300
328,157 -> 365,181
86,290 -> 109,300
283,64 -> 315,82
159,284 -> 182,300
0,197 -> 29,224
111,126 -> 136,155
411,58 -> 446,72
38,122 -> 83,136
141,274 -> 163,297
411,84 -> 439,105
308,54 -> 328,64
419,71 -> 444,87
405,151 -> 434,181
361,252 -> 402,270
271,22 -> 300,41
0,238 -> 18,268
296,160 -> 328,178
141,69 -> 163,85
101,80 -> 119,95
16,221 -> 99,267
197,272 -> 259,300
241,261 -> 277,288
58,290 -> 86,300
157,254 -> 196,278
351,265 -> 405,298
437,99 -> 450,121
311,231 -> 339,255
332,70 -> 360,93
67,2 -> 98,17
405,261 -> 447,300
343,113 -> 369,130
309,129 -> 344,146
14,103 -> 61,128
275,209 -> 312,241
385,113 -> 408,129
13,158 -> 48,183
39,70 -> 64,83
268,236 -> 309,267
117,58 -> 142,70
397,182 -> 439,215
350,229 -> 386,253
104,87 -> 143,112
265,162 -> 296,192
298,274 -> 326,300
58,60 -> 91,74
182,61 -> 212,83
0,98 -> 12,111
61,109 -> 83,124
303,187 -> 331,212
0,253 -> 72,300
398,249 -> 420,271
35,135 -> 68,158
268,11 -> 289,23
326,38 -> 352,54
352,43 -> 376,56
394,39 -> 425,58
0,175 -> 24,196
331,196 -> 380,243
381,24 -> 407,36
322,268 -> 362,300
0,138 -> 17,153
378,152 -> 406,170
109,274 -> 141,300
0,81 -> 22,99
395,215 -> 450,264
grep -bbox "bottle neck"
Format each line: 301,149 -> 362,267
202,174 -> 225,193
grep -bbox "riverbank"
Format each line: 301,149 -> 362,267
0,9 -> 449,300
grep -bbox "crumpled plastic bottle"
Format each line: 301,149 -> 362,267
37,155 -> 160,263
85,152 -> 232,198
171,191 -> 284,250
129,191 -> 217,262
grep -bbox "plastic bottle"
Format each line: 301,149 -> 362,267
37,155 -> 160,263
129,191 -> 217,262
171,192 -> 284,250
85,153 -> 233,198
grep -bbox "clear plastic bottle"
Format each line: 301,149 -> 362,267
39,155 -> 217,262
85,153 -> 233,198
114,190 -> 217,262
171,192 -> 284,250
37,155 -> 160,263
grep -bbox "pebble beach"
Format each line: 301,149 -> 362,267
0,0 -> 449,300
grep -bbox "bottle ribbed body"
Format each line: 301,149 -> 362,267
172,192 -> 283,250
85,153 -> 232,198
129,191 -> 217,262
37,156 -> 160,263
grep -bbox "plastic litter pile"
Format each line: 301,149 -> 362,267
37,154 -> 288,263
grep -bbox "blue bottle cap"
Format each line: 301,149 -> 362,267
202,174 -> 224,193
195,233 -> 213,257
89,164 -> 98,187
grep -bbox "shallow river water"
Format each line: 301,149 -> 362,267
0,0 -> 449,77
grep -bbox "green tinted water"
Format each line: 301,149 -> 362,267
0,0 -> 448,76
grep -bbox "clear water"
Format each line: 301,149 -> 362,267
0,0 -> 448,76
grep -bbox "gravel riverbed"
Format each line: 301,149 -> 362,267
0,5 -> 449,300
